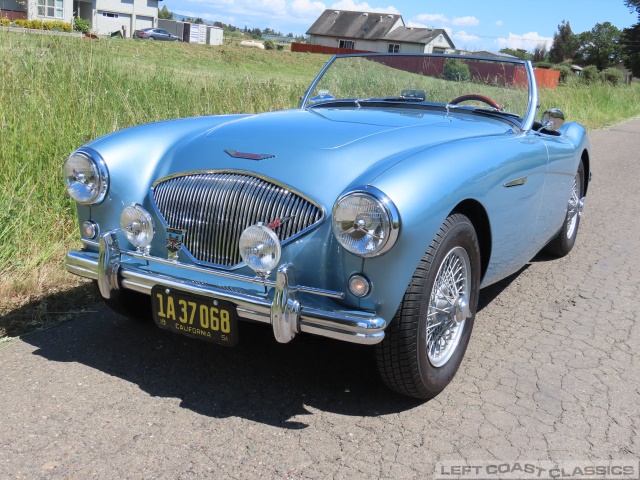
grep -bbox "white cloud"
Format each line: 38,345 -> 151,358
451,16 -> 479,27
495,20 -> 504,26
330,0 -> 399,14
495,32 -> 553,51
453,30 -> 479,41
291,0 -> 326,18
414,13 -> 449,25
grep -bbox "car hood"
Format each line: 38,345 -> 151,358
91,107 -> 512,208
168,107 -> 511,205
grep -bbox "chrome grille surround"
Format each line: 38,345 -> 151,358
151,171 -> 324,268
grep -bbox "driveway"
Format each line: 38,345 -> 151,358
1,120 -> 639,479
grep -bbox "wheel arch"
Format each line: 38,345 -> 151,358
451,199 -> 491,283
581,149 -> 590,196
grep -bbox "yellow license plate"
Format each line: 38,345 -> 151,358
151,286 -> 238,346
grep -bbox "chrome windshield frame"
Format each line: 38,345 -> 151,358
299,53 -> 538,132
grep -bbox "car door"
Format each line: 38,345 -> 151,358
536,132 -> 580,242
478,131 -> 550,286
157,29 -> 171,41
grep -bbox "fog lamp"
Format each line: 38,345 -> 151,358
81,220 -> 99,239
239,223 -> 281,278
120,203 -> 154,251
349,274 -> 371,297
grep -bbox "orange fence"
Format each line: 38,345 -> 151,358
291,43 -> 560,89
291,42 -> 373,55
532,68 -> 560,89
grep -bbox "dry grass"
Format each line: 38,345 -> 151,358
0,258 -> 101,338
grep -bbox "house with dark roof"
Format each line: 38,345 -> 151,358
306,9 -> 455,54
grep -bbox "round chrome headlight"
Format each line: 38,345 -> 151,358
63,150 -> 109,205
332,187 -> 400,257
239,224 -> 281,276
120,204 -> 154,250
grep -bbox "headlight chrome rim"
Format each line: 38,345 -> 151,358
332,186 -> 400,258
63,148 -> 109,205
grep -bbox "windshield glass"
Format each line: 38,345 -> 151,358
304,54 -> 532,121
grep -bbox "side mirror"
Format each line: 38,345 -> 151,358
541,108 -> 565,132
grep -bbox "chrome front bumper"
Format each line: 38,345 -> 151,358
66,231 -> 387,345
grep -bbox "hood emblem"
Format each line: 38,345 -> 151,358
224,149 -> 275,161
267,216 -> 295,230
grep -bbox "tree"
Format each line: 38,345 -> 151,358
158,5 -> 173,20
621,0 -> 640,76
549,20 -> 580,63
533,43 -> 548,63
575,22 -> 621,70
499,48 -> 533,60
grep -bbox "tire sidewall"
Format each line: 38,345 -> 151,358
416,217 -> 481,395
559,161 -> 585,252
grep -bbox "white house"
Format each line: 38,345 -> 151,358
1,0 -> 159,37
306,9 -> 455,54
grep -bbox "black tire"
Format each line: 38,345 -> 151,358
544,161 -> 584,257
376,213 -> 481,400
94,281 -> 152,321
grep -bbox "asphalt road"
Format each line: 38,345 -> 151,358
1,120 -> 639,479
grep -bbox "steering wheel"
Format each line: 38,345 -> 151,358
449,94 -> 502,110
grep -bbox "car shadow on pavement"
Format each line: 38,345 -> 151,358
18,266 -> 527,429
20,300 -> 421,429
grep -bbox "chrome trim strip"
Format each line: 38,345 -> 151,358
504,177 -> 528,188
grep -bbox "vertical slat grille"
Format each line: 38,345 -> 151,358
152,173 -> 324,267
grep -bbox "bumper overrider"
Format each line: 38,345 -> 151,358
66,231 -> 387,345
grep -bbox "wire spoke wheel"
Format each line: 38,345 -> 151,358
426,246 -> 470,367
566,173 -> 580,240
544,160 -> 585,258
376,213 -> 480,400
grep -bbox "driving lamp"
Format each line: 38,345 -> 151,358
239,223 -> 281,278
120,203 -> 154,251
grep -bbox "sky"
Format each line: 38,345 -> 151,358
163,0 -> 638,52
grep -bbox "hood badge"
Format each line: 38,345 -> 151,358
224,149 -> 275,161
267,216 -> 295,230
166,227 -> 186,262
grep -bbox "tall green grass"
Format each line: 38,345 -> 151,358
0,31 -> 639,291
539,81 -> 640,130
0,32 -> 325,279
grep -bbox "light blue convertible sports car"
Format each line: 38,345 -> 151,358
65,53 -> 590,399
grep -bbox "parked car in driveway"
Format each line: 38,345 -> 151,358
133,27 -> 180,41
64,53 -> 590,399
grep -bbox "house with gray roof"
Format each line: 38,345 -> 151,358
306,9 -> 455,54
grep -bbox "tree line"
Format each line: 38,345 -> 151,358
500,1 -> 640,77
